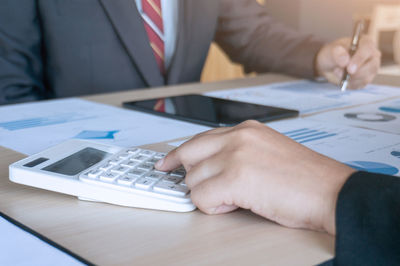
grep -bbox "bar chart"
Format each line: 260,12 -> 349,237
283,128 -> 337,144
0,114 -> 94,131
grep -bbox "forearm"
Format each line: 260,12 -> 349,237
215,0 -> 325,79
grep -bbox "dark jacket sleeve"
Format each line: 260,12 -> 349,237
215,0 -> 325,79
0,0 -> 46,105
324,171 -> 400,265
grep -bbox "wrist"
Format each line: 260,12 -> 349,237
322,164 -> 356,235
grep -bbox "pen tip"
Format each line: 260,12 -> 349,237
341,80 -> 348,92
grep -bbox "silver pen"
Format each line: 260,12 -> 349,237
340,20 -> 365,92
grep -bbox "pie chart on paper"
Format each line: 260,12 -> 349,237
344,112 -> 396,122
345,161 -> 399,175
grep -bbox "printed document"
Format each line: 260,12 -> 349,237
206,80 -> 400,114
0,216 -> 84,266
169,118 -> 400,176
0,98 -> 210,155
308,97 -> 400,135
268,118 -> 400,176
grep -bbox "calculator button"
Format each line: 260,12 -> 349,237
139,150 -> 156,157
137,163 -> 154,171
117,176 -> 136,186
144,172 -> 165,181
111,166 -> 130,175
131,155 -> 147,163
162,176 -> 182,184
135,178 -> 155,190
154,169 -> 169,175
154,153 -> 166,159
126,169 -> 147,178
170,169 -> 186,178
99,163 -> 114,171
99,172 -> 119,182
118,152 -> 132,160
127,148 -> 140,154
121,160 -> 137,168
109,159 -> 123,165
146,158 -> 159,165
88,169 -> 103,179
153,182 -> 189,196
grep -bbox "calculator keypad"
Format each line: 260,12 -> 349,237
80,148 -> 188,198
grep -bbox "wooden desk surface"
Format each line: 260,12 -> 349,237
1,74 -> 399,265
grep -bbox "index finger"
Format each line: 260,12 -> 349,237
155,127 -> 232,172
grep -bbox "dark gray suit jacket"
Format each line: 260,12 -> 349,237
0,0 -> 323,105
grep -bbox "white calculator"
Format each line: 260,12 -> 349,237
9,140 -> 195,212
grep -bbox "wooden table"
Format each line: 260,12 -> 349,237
1,74 -> 399,266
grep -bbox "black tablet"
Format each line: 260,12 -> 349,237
123,94 -> 298,127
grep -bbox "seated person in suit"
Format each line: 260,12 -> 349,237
0,0 -> 380,105
155,121 -> 400,265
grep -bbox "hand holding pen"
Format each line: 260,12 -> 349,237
314,22 -> 381,90
340,20 -> 365,91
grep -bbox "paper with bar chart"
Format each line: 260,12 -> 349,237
0,99 -> 210,155
205,80 -> 400,114
308,97 -> 400,135
267,118 -> 400,176
167,118 -> 400,176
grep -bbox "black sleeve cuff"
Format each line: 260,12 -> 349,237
333,171 -> 400,265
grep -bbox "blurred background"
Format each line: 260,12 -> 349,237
201,0 -> 400,82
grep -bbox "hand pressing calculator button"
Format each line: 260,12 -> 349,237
9,140 -> 195,212
81,147 -> 192,209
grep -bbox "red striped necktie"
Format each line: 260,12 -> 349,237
141,0 -> 165,112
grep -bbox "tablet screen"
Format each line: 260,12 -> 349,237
123,94 -> 298,127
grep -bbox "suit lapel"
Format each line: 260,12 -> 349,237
166,0 -> 190,85
99,0 -> 164,87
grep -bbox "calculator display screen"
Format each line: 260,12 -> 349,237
42,148 -> 109,176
